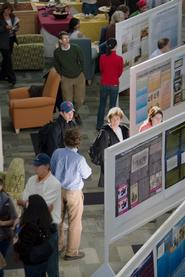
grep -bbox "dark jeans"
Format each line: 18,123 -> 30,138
82,3 -> 98,15
47,227 -> 59,277
96,85 -> 119,129
0,239 -> 10,277
24,262 -> 48,277
0,48 -> 16,83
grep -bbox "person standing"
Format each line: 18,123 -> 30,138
17,153 -> 61,277
51,128 -> 92,260
96,38 -> 124,130
14,195 -> 53,277
54,31 -> 86,125
93,107 -> 129,187
0,177 -> 17,277
38,101 -> 76,157
0,2 -> 17,85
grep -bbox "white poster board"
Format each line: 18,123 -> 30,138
0,109 -> 3,171
92,111 -> 185,277
116,0 -> 182,92
130,45 -> 185,135
117,199 -> 185,277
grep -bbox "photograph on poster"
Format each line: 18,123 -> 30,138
115,135 -> 162,217
136,61 -> 171,124
173,55 -> 185,105
150,4 -> 179,52
130,182 -> 139,208
118,19 -> 149,71
157,215 -> 185,277
117,197 -> 129,215
130,252 -> 154,277
165,122 -> 185,188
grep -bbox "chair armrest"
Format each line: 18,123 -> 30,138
10,97 -> 55,109
9,87 -> 30,100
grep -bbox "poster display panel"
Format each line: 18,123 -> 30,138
117,200 -> 185,277
165,121 -> 185,188
115,135 -> 162,217
135,60 -> 171,125
130,45 -> 185,135
130,252 -> 154,277
116,0 -> 181,91
104,111 -> 185,244
173,54 -> 185,105
149,4 -> 179,53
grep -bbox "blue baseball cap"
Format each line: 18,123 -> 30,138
33,153 -> 50,166
59,101 -> 75,113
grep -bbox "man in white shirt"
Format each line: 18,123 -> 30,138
150,38 -> 170,59
51,128 -> 92,261
18,153 -> 61,277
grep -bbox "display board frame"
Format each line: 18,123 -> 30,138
116,198 -> 185,277
130,45 -> 185,136
92,111 -> 185,277
116,0 -> 182,92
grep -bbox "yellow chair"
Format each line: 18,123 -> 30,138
9,68 -> 61,134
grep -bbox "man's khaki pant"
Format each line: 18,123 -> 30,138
60,189 -> 84,256
61,72 -> 85,113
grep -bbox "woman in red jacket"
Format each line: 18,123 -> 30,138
96,38 -> 124,130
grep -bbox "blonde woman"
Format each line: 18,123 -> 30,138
93,107 -> 129,187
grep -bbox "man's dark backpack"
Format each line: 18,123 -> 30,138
38,122 -> 53,155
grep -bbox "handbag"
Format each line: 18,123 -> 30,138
29,238 -> 53,264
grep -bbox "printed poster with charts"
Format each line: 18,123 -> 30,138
173,54 -> 185,105
136,60 -> 171,124
115,134 -> 162,217
165,121 -> 185,188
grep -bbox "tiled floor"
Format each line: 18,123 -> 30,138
0,66 -> 171,277
1,13 -> 185,275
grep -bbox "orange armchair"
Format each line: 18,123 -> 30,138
9,68 -> 61,134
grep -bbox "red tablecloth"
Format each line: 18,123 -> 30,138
37,8 -> 72,37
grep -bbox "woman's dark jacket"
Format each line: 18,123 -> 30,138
97,124 -> 129,187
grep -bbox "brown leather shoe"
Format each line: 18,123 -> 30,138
63,251 -> 85,261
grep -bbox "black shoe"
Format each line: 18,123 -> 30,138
63,251 -> 85,261
75,114 -> 82,126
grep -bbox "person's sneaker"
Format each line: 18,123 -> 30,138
63,251 -> 85,261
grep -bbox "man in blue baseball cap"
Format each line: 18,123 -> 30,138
38,101 -> 76,157
17,152 -> 61,277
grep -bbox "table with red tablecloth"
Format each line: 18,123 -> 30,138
37,7 -> 108,57
37,8 -> 73,36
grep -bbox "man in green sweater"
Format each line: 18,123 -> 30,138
54,31 -> 85,125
